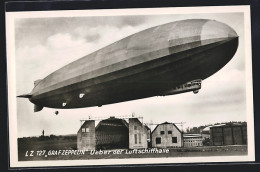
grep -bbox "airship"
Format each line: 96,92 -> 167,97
18,19 -> 238,112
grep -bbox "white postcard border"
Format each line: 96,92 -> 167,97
6,5 -> 254,168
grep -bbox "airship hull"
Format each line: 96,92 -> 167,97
21,19 -> 239,111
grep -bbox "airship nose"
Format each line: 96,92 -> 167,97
200,20 -> 238,41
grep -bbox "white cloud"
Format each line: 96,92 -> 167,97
73,25 -> 142,52
16,32 -> 95,95
46,33 -> 85,50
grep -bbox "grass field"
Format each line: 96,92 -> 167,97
18,137 -> 248,161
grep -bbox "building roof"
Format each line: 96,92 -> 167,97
183,134 -> 202,138
130,118 -> 150,131
210,123 -> 246,129
161,122 -> 172,125
201,123 -> 247,133
151,122 -> 182,134
78,120 -> 95,133
144,124 -> 151,131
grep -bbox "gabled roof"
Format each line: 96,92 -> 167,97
144,124 -> 151,131
162,122 -> 171,125
78,120 -> 95,133
151,122 -> 182,135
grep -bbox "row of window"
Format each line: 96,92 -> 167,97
184,140 -> 202,143
185,143 -> 202,146
156,137 -> 178,144
160,131 -> 172,135
134,134 -> 142,144
82,128 -> 89,132
184,137 -> 202,140
184,139 -> 202,142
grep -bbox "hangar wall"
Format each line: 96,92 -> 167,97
77,119 -> 247,150
210,124 -> 247,146
77,117 -> 150,150
77,120 -> 96,150
129,118 -> 149,149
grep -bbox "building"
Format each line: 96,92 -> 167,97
77,120 -> 96,150
129,118 -> 150,149
210,123 -> 247,146
77,117 -> 149,150
183,134 -> 203,147
151,122 -> 183,148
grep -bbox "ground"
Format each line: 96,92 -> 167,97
18,136 -> 248,161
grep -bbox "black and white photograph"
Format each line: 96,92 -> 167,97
6,5 -> 254,168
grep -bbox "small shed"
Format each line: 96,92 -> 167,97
183,134 -> 203,147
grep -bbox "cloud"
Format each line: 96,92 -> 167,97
15,22 -> 144,96
16,32 -> 95,95
72,24 -> 141,47
46,33 -> 85,50
105,16 -> 148,28
15,16 -> 148,49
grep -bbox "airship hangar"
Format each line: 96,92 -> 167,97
77,116 -> 247,150
18,19 -> 239,112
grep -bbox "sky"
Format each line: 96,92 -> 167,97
14,12 -> 249,137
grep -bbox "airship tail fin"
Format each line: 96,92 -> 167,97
17,93 -> 32,98
34,104 -> 43,112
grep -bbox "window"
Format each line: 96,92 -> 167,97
139,134 -> 141,144
134,126 -> 137,130
172,137 -> 177,143
160,131 -> 165,135
82,128 -> 85,132
168,131 -> 172,134
156,137 -> 161,144
134,134 -> 137,144
86,127 -> 89,132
